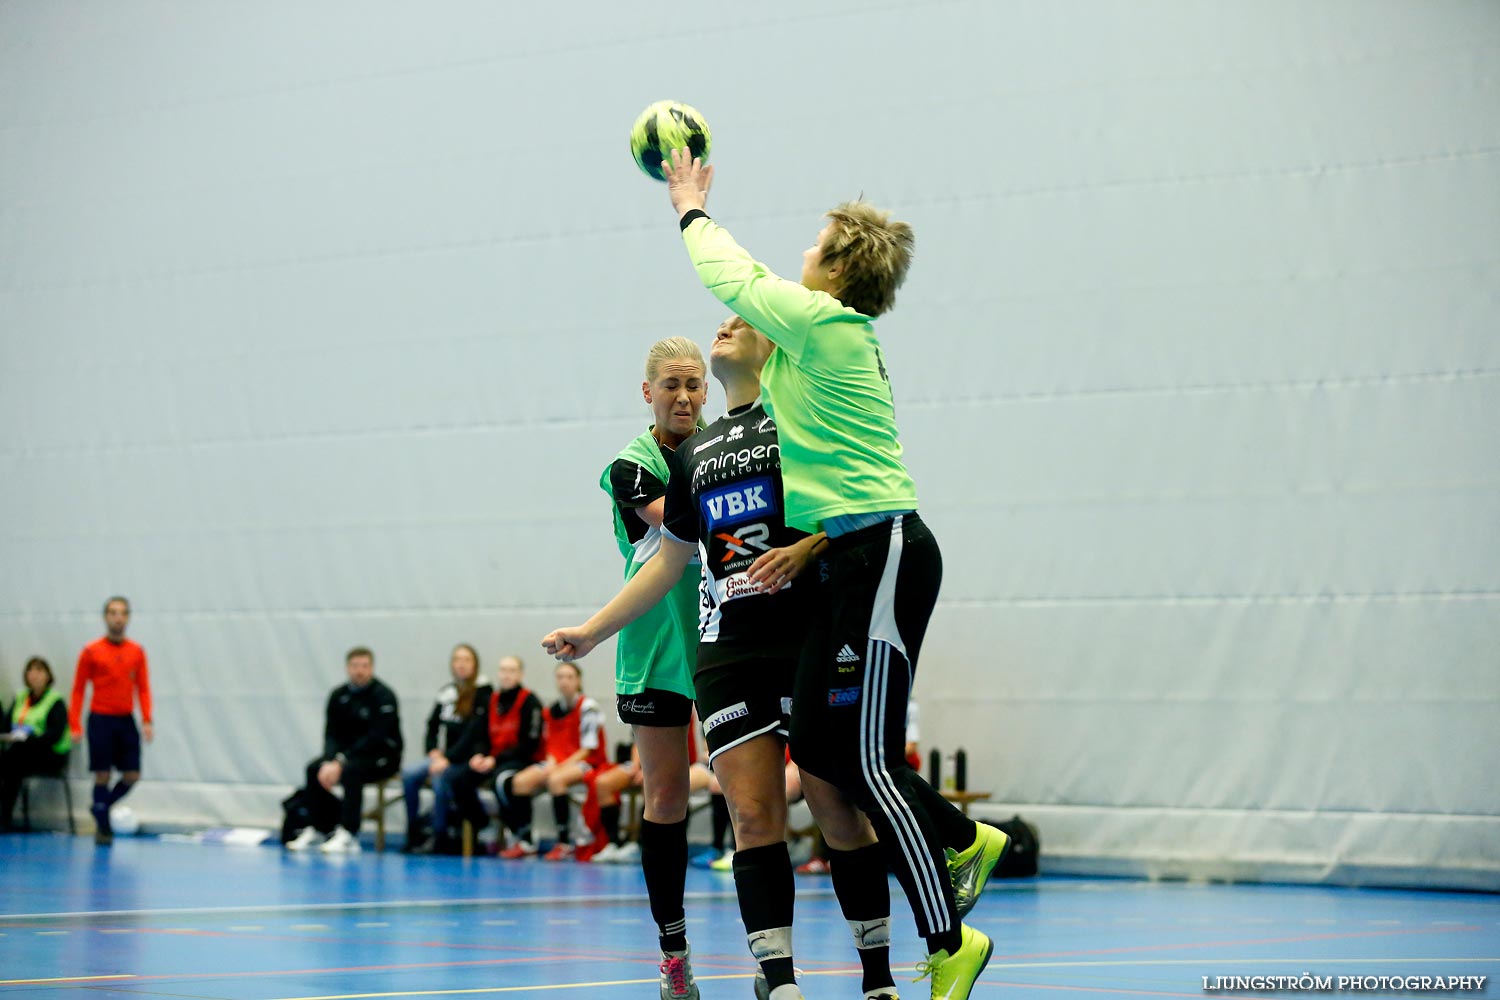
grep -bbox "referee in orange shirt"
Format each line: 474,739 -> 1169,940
69,596 -> 153,845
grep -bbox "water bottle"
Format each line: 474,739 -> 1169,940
955,748 -> 968,792
928,748 -> 942,788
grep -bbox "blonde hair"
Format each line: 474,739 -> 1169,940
644,336 -> 706,383
820,201 -> 915,317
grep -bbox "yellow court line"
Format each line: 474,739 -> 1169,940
0,975 -> 137,985
273,978 -> 660,999
271,971 -> 843,1000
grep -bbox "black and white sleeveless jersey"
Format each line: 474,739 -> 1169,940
662,399 -> 813,662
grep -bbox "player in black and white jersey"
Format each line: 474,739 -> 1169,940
544,317 -> 901,1000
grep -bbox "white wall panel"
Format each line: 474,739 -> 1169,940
1,0 -> 1495,886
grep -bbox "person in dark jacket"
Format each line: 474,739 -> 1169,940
401,643 -> 491,854
452,654 -> 543,848
1,658 -> 72,832
285,647 -> 402,854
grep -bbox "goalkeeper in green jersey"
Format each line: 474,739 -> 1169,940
660,149 -> 1011,1000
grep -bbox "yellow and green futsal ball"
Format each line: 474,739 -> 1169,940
630,100 -> 712,182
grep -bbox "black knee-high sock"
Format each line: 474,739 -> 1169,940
91,785 -> 111,832
107,780 -> 135,806
731,842 -> 796,990
551,790 -> 571,843
711,794 -> 731,852
638,818 -> 689,953
852,771 -> 963,957
827,844 -> 896,994
498,777 -> 531,842
600,804 -> 621,845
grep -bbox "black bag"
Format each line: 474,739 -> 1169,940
280,789 -> 312,844
991,815 -> 1040,877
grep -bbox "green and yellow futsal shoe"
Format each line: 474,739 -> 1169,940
914,924 -> 992,999
946,822 -> 1010,918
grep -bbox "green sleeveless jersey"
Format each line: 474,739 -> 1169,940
682,216 -> 918,532
10,687 -> 72,755
600,428 -> 700,699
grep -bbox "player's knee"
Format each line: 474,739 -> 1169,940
818,807 -> 876,850
545,773 -> 572,796
728,795 -> 782,847
645,785 -> 687,820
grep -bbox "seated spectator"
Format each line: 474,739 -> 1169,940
496,661 -> 606,860
285,647 -> 402,854
1,658 -> 72,832
584,745 -> 640,862
453,654 -> 543,849
590,726 -> 712,864
401,643 -> 490,854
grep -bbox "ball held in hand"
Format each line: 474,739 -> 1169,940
630,100 -> 711,182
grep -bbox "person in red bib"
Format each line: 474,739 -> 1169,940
2,657 -> 73,832
69,596 -> 152,845
455,654 -> 544,848
496,661 -> 606,860
588,720 -> 714,864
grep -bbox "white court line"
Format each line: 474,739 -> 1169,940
0,975 -> 135,986
267,961 -> 1500,1000
265,961 -> 1500,1000
0,888 -> 778,922
5,874 -> 1138,924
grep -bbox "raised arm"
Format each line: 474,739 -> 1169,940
665,148 -> 850,363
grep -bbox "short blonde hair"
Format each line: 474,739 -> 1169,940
645,336 -> 706,382
820,201 -> 914,317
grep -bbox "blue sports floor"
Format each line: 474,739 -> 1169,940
1,835 -> 1496,999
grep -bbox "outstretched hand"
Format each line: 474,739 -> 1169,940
663,147 -> 713,219
542,626 -> 597,661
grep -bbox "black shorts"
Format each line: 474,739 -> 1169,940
789,513 -> 941,785
616,688 -> 695,728
694,652 -> 794,764
87,713 -> 141,774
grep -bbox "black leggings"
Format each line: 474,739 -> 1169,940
789,513 -> 974,944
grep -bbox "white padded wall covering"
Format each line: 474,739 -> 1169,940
0,1 -> 1495,885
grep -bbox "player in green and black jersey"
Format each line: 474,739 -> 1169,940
597,336 -> 707,999
545,317 -> 900,1000
661,148 -> 1009,1000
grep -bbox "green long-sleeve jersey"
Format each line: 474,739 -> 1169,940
682,215 -> 918,533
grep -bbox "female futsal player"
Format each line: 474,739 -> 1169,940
545,317 -> 901,1000
598,336 -> 708,999
658,149 -> 1010,1000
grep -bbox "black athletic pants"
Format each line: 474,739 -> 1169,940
789,513 -> 973,944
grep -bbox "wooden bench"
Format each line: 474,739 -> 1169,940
939,789 -> 991,816
361,777 -> 404,852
